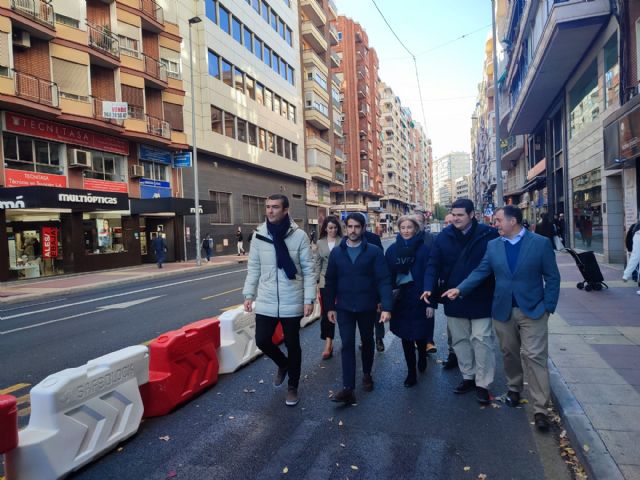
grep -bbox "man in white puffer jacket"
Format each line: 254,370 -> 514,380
623,221 -> 640,296
243,194 -> 316,406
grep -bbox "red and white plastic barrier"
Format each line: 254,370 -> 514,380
0,394 -> 18,455
141,318 -> 221,417
5,346 -> 149,480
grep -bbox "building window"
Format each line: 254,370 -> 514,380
246,75 -> 256,100
279,59 -> 286,79
252,0 -> 260,14
256,82 -> 265,105
273,94 -> 281,115
264,46 -> 272,67
237,118 -> 247,142
254,38 -> 263,61
288,104 -> 295,123
55,13 -> 80,28
261,1 -> 269,23
264,88 -> 273,110
209,191 -> 232,224
221,58 -> 232,86
604,34 -> 619,110
85,151 -> 124,182
259,128 -> 267,149
248,123 -> 258,146
140,160 -> 168,181
224,112 -> 236,138
572,168 -> 602,253
119,35 -> 140,57
52,58 -> 89,101
163,102 -> 184,131
219,5 -> 230,34
208,51 -> 220,79
211,106 -> 223,134
284,139 -> 291,159
568,60 -> 599,138
233,67 -> 245,93
244,28 -> 253,53
287,65 -> 294,85
278,18 -> 285,38
276,135 -> 284,156
285,27 -> 292,46
122,85 -> 144,119
272,53 -> 280,74
270,9 -> 278,31
2,133 -> 62,175
243,195 -> 265,224
232,16 -> 242,43
291,143 -> 297,161
205,0 -> 217,23
267,131 -> 276,153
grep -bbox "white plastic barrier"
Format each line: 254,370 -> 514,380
218,305 -> 262,374
5,346 -> 149,480
300,301 -> 321,328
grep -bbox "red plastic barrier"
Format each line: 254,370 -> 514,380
140,318 -> 221,417
0,394 -> 18,454
272,322 -> 284,345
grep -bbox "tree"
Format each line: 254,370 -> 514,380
433,203 -> 448,221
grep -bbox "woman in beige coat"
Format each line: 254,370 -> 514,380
316,215 -> 343,359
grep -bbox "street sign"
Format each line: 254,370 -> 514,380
102,101 -> 128,120
174,152 -> 192,168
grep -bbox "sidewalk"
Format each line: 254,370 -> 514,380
0,254 -> 248,304
549,252 -> 640,480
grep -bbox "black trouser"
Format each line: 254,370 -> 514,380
375,314 -> 385,341
319,288 -> 335,340
337,310 -> 376,390
402,339 -> 427,375
255,314 -> 302,388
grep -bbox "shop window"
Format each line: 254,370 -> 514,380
83,216 -> 126,254
209,190 -> 232,224
572,168 -> 602,254
604,35 -> 619,110
85,152 -> 124,182
569,60 -> 599,138
211,106 -> 223,134
242,195 -> 265,224
2,133 -> 62,174
140,160 -> 168,181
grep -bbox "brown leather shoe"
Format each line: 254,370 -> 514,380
362,373 -> 374,392
331,388 -> 356,405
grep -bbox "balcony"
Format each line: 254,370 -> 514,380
507,0 -> 610,135
306,148 -> 333,182
147,114 -> 170,138
330,52 -> 340,68
13,69 -> 59,107
333,120 -> 343,137
335,147 -> 345,163
328,0 -> 338,19
301,21 -> 327,55
300,0 -> 326,27
302,49 -> 328,76
303,74 -> 329,104
9,0 -> 55,38
142,53 -> 168,88
87,22 -> 120,67
140,0 -> 164,32
500,135 -> 524,169
329,24 -> 339,46
304,103 -> 330,130
306,134 -> 331,155
92,97 -> 124,127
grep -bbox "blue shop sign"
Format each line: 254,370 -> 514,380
139,144 -> 172,165
173,152 -> 192,168
140,178 -> 171,199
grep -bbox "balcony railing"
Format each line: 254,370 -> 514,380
128,104 -> 145,120
501,136 -> 517,154
11,0 -> 55,29
147,114 -> 170,139
142,53 -> 167,82
13,70 -> 59,107
92,96 -> 124,126
87,22 -> 120,59
141,0 -> 164,24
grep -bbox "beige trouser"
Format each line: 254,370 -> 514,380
493,308 -> 550,415
447,316 -> 495,389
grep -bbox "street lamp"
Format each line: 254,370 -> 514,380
188,15 -> 202,266
491,0 -> 504,208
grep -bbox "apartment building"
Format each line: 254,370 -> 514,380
499,0 -> 625,262
433,152 -> 470,208
454,174 -> 471,202
411,121 -> 431,211
177,0 -> 307,256
332,16 -> 382,231
298,0 -> 343,236
0,0 -> 189,282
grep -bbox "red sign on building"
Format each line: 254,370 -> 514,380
41,227 -> 59,258
83,178 -> 129,193
4,112 -> 130,156
4,169 -> 68,188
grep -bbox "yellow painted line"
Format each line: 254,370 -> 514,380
18,407 -> 30,417
140,338 -> 155,346
201,287 -> 243,301
0,383 -> 30,395
15,393 -> 30,405
220,303 -> 243,312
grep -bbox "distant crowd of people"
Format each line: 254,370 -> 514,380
241,194 -> 561,432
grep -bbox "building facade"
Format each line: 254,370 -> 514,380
433,151 -> 470,209
0,0 -> 190,281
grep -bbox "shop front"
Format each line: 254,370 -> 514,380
0,186 -> 137,282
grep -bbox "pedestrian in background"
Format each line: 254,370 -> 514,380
324,213 -> 393,405
201,233 -> 212,262
623,215 -> 640,295
443,205 -> 561,431
236,227 -> 245,255
535,213 -> 555,249
151,232 -> 167,269
315,215 -> 343,359
422,199 -> 499,405
364,227 -> 387,352
242,194 -> 316,407
385,215 -> 436,387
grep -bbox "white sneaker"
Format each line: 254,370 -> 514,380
636,290 -> 640,296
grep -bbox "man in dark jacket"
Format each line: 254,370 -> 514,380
422,199 -> 499,404
325,213 -> 393,405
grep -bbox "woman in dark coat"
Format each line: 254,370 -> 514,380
385,215 -> 436,387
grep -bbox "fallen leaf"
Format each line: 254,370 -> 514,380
228,416 -> 235,419
478,475 -> 487,480
464,466 -> 471,472
560,430 -> 567,438
338,420 -> 344,426
258,379 -> 265,384
117,447 -> 124,452
351,465 -> 359,470
159,435 -> 170,441
340,443 -> 346,448
282,466 -> 289,474
583,444 -> 590,452
519,399 -> 529,404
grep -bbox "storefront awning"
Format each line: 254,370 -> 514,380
130,197 -> 218,215
521,175 -> 546,192
0,186 -> 129,211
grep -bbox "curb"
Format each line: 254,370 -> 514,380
548,357 -> 624,480
0,259 -> 248,306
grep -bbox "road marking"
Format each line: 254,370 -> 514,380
1,268 -> 247,321
0,311 -> 96,335
15,393 -> 30,405
0,297 -> 68,313
202,287 -> 243,300
220,303 -> 243,312
96,295 -> 164,310
0,383 -> 30,395
18,407 -> 30,417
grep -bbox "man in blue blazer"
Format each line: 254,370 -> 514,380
443,205 -> 560,431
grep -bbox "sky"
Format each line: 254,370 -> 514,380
336,0 -> 493,159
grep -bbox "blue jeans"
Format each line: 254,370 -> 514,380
337,310 -> 376,390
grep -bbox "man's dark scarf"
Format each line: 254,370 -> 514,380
266,215 -> 297,280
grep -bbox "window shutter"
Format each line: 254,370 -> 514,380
51,0 -> 82,20
121,85 -> 144,108
0,32 -> 9,67
51,58 -> 89,96
159,46 -> 179,62
163,102 -> 183,131
117,21 -> 140,41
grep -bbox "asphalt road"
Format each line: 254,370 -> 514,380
1,247 -> 573,479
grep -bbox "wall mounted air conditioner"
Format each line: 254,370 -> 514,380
68,149 -> 92,168
12,31 -> 31,48
130,164 -> 144,178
